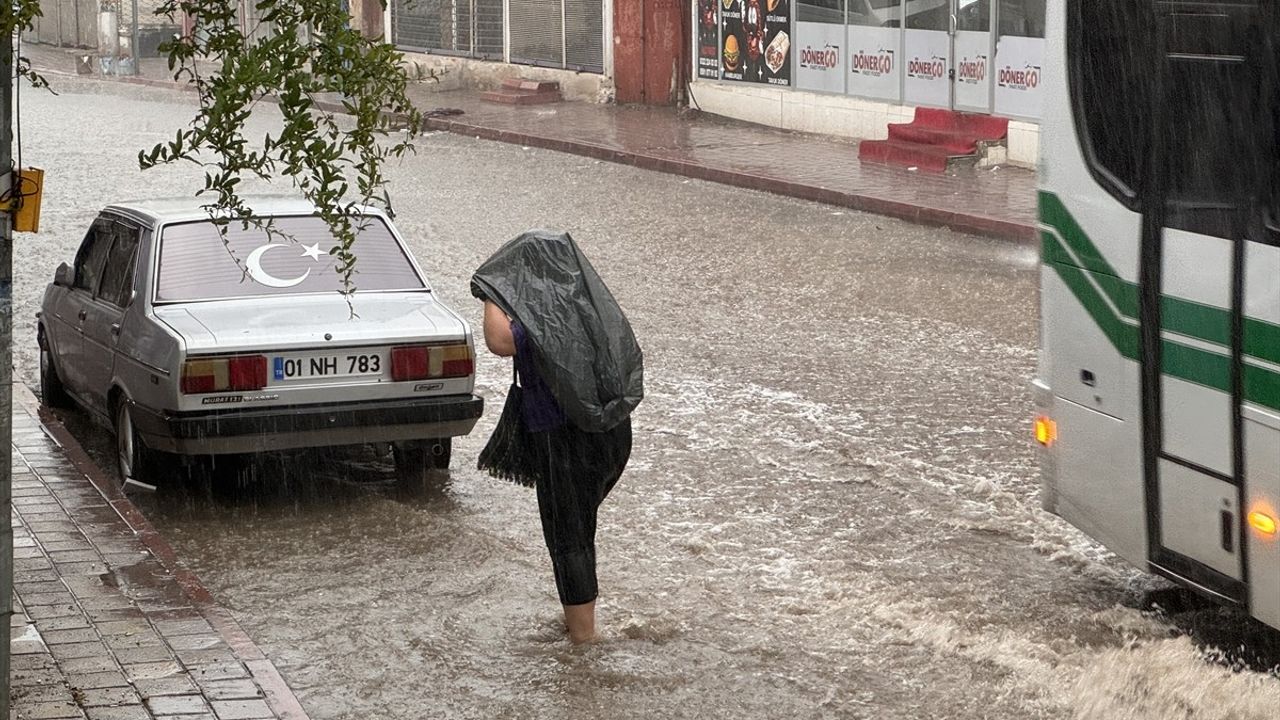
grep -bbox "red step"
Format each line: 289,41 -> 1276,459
909,106 -> 1009,139
857,139 -> 957,173
480,89 -> 563,105
482,78 -> 563,105
886,125 -> 983,155
501,78 -> 561,94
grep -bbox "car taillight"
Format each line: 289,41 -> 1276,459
391,344 -> 474,381
181,355 -> 268,394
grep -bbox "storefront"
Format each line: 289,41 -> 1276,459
387,0 -> 607,73
693,0 -> 1046,161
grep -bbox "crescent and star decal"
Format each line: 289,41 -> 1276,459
246,242 -> 326,289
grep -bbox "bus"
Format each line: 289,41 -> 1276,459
1034,0 -> 1280,627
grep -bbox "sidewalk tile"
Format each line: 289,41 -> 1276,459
146,694 -> 211,715
65,671 -> 132,690
133,676 -> 201,698
50,641 -> 113,661
210,700 -> 273,720
42,628 -> 101,645
78,686 -> 143,707
198,680 -> 261,702
84,707 -> 150,720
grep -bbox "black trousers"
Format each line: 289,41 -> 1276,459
532,418 -> 632,606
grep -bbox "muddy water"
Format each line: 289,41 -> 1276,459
22,81 -> 1280,719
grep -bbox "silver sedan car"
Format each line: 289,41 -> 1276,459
37,197 -> 483,488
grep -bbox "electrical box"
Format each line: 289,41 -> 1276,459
13,167 -> 44,233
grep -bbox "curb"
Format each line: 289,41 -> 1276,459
36,66 -> 1038,243
14,383 -> 312,720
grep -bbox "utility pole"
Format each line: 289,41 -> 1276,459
0,23 -> 15,720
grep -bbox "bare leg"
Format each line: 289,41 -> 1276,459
563,601 -> 598,644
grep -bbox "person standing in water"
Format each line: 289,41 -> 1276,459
471,230 -> 643,644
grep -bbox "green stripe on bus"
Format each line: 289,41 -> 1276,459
1040,192 -> 1280,411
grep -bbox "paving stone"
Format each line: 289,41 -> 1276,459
115,645 -> 178,665
122,660 -> 184,682
16,558 -> 55,572
35,615 -> 94,631
44,541 -> 97,553
17,581 -> 71,595
133,675 -> 201,698
9,697 -> 83,719
12,651 -> 58,671
174,649 -> 237,668
27,603 -> 80,620
195,680 -> 261,702
12,664 -> 63,687
106,631 -> 166,650
41,628 -> 101,645
79,686 -> 144,708
146,694 -> 211,715
17,569 -> 63,583
56,562 -> 111,577
95,619 -> 154,637
24,592 -> 78,606
48,550 -> 104,564
65,671 -> 132,690
156,715 -> 216,720
84,706 -> 151,720
188,663 -> 250,682
15,545 -> 49,559
209,699 -> 273,720
153,620 -> 214,637
59,656 -> 122,675
49,641 -> 112,661
166,635 -> 225,652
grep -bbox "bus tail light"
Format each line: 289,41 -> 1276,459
391,344 -> 474,382
181,355 -> 268,394
1034,416 -> 1057,447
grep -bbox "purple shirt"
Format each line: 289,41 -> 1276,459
512,322 -> 567,432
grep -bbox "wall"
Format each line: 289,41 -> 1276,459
398,52 -> 615,102
689,79 -> 1041,167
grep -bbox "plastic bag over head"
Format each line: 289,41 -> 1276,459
471,230 -> 643,432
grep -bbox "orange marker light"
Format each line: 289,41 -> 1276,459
1034,416 -> 1057,447
1249,511 -> 1277,536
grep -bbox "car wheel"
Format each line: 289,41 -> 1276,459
392,438 -> 452,484
39,348 -> 72,409
114,400 -> 161,491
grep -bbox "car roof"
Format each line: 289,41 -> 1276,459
103,196 -> 385,226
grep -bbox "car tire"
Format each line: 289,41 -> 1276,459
39,349 -> 72,409
114,399 -> 163,491
392,438 -> 452,484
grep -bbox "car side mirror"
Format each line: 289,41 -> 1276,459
53,263 -> 72,288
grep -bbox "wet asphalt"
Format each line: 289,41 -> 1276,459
18,79 -> 1280,720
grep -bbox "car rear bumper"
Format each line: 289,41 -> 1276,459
131,395 -> 484,455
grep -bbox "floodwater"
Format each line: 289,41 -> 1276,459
20,79 -> 1280,719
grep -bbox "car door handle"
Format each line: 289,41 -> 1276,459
110,324 -> 121,337
77,310 -> 87,321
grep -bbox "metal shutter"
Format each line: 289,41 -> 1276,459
474,0 -> 505,59
564,0 -> 602,71
509,0 -> 563,66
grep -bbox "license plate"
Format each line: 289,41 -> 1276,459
272,351 -> 386,382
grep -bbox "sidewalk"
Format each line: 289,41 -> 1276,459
8,385 -> 309,720
23,42 -> 1036,241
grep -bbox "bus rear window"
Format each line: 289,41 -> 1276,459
156,215 -> 425,303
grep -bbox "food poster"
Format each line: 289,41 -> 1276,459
698,0 -> 721,79
721,0 -> 791,85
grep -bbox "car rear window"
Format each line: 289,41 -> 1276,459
155,215 -> 425,303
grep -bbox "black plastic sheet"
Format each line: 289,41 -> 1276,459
471,230 -> 643,432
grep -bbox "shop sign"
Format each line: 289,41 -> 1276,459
994,35 -> 1045,119
795,21 -> 843,93
722,0 -> 791,85
903,29 -> 950,107
697,0 -> 721,79
846,24 -> 899,102
953,29 -> 989,110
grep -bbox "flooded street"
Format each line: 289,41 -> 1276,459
18,80 -> 1280,719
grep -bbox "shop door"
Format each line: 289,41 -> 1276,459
902,0 -> 992,112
